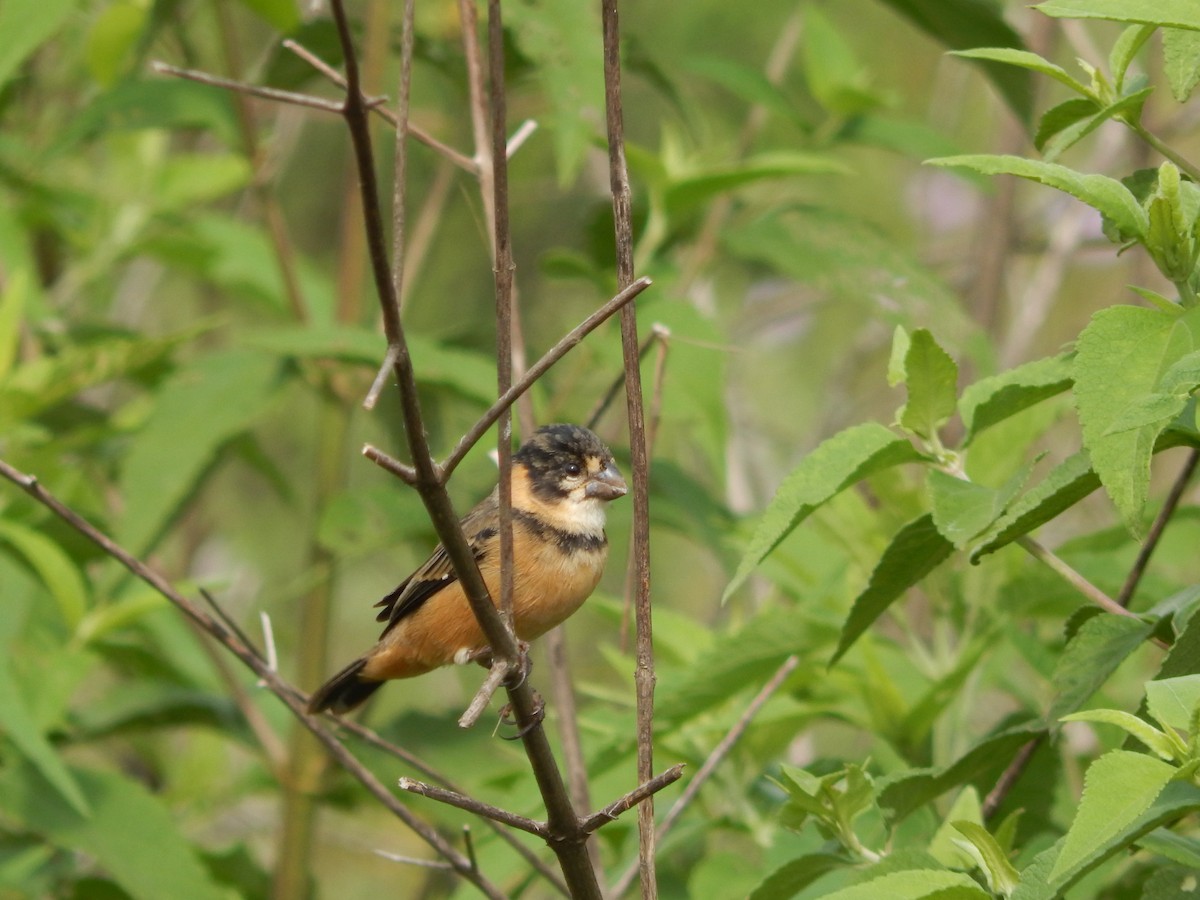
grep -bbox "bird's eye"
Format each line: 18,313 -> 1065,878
564,461 -> 582,477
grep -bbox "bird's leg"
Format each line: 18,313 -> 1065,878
497,688 -> 545,740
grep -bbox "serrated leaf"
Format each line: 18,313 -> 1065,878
831,514 -> 955,664
1104,392 -> 1190,435
1146,675 -> 1200,732
1035,1 -> 1200,31
1074,305 -> 1200,536
747,852 -> 844,900
878,722 -> 1044,823
1049,749 -> 1179,882
1035,98 -> 1099,152
927,465 -> 1034,548
1041,88 -> 1153,162
0,662 -> 91,817
1048,614 -> 1156,723
951,47 -> 1089,95
817,869 -> 990,900
960,353 -> 1074,443
897,329 -> 958,440
1164,27 -> 1200,101
724,423 -> 923,600
118,348 -> 280,556
1110,24 -> 1157,92
1061,710 -> 1179,760
927,155 -> 1147,240
971,450 -> 1099,560
0,758 -> 230,900
951,821 -> 1020,896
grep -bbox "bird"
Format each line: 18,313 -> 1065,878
307,423 -> 627,715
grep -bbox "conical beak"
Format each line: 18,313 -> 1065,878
585,461 -> 627,501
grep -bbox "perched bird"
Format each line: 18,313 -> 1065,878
307,423 -> 627,714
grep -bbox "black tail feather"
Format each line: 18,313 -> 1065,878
306,658 -> 383,714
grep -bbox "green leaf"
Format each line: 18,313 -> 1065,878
1163,27 -> 1200,101
1146,675 -> 1200,732
0,0 -> 76,88
0,265 -> 29,380
831,515 -> 955,664
1104,392 -> 1190,435
0,662 -> 90,817
951,821 -> 1020,896
1048,749 -> 1179,882
0,759 -> 230,900
1109,24 -> 1157,92
504,0 -> 603,185
1035,0 -> 1200,31
817,869 -> 990,900
0,520 -> 89,628
683,56 -> 801,124
155,154 -> 252,209
927,155 -> 1148,240
748,853 -> 844,900
1048,614 -> 1156,724
59,80 -> 241,149
724,423 -> 924,601
896,329 -> 958,440
1034,98 -> 1100,152
84,1 -> 145,87
802,6 -> 883,115
1136,827 -> 1200,868
959,353 -> 1074,443
1074,305 -> 1200,536
118,348 -> 280,555
950,47 -> 1089,95
878,722 -> 1044,823
1014,781 -> 1200,897
1060,710 -> 1180,760
877,0 -> 1034,123
1040,88 -> 1153,162
927,466 -> 1032,548
665,153 -> 849,213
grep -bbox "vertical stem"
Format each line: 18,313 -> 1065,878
601,1 -> 657,896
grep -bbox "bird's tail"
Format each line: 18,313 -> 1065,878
306,657 -> 383,714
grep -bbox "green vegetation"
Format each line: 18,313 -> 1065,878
3,0 -> 1200,897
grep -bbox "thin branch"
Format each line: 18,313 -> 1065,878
441,276 -> 652,477
585,324 -> 668,432
152,61 -> 350,115
1118,448 -> 1200,607
506,119 -> 538,158
459,659 -> 511,729
0,458 -> 505,900
399,778 -> 548,838
601,2 -> 658,898
374,851 -> 456,870
362,442 -> 419,484
281,39 -> 478,173
982,734 -> 1046,822
580,765 -> 685,834
611,655 -> 799,898
363,341 -> 401,411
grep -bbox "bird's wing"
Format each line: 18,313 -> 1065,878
373,491 -> 499,635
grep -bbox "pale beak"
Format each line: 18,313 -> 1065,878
585,461 -> 627,501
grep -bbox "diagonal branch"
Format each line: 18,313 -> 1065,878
580,765 -> 685,834
399,778 -> 548,838
0,459 -> 505,899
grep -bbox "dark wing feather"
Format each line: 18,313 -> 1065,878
373,492 -> 499,636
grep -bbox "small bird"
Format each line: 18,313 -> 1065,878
307,423 -> 627,715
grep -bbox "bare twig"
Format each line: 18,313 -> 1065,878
281,39 -> 478,173
152,61 -> 351,115
0,459 -> 505,900
580,765 -> 685,834
399,778 -> 548,837
441,276 -> 652,477
982,734 -> 1046,822
600,2 -> 658,897
611,656 -> 799,898
361,443 -> 419,484
1118,449 -> 1200,607
363,343 -> 400,410
459,660 -> 511,729
374,851 -> 456,870
506,119 -> 538,158
585,324 -> 668,432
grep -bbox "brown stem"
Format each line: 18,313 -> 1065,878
600,1 -> 658,897
399,778 -> 548,838
1118,448 -> 1200,607
579,765 -> 685,833
982,734 -> 1046,822
151,61 -> 349,114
